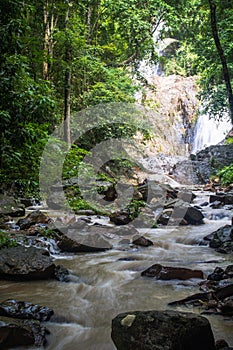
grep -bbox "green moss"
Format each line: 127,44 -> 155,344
68,198 -> 107,215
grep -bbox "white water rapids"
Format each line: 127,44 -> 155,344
0,190 -> 233,349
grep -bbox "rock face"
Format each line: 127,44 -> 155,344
141,264 -> 204,280
0,316 -> 48,348
204,225 -> 233,254
0,300 -> 54,321
58,230 -> 113,252
0,246 -> 68,281
111,310 -> 216,350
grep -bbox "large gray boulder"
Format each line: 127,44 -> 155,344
58,230 -> 113,252
111,310 -> 216,350
204,225 -> 233,254
0,246 -> 68,281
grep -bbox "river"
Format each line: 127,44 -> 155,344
0,190 -> 233,349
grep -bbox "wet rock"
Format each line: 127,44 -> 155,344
0,195 -> 25,218
200,201 -> 209,207
132,235 -> 153,247
207,267 -> 225,281
0,300 -> 54,321
165,199 -> 204,225
20,198 -> 40,208
0,246 -> 64,281
17,210 -> 51,230
215,339 -> 232,349
110,210 -> 131,225
209,200 -> 222,209
157,208 -> 173,225
0,316 -> 48,348
206,225 -> 233,254
141,264 -> 204,280
54,265 -> 70,282
209,192 -> 233,205
111,310 -> 216,350
220,299 -> 233,316
169,279 -> 233,316
58,230 -> 112,252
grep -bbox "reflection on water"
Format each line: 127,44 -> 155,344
1,210 -> 233,349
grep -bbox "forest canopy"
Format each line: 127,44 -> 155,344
0,0 -> 232,195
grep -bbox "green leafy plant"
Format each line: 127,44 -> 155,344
0,231 -> 18,249
127,199 -> 146,220
226,137 -> 233,145
217,163 -> 233,186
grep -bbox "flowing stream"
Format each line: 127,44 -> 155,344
1,190 -> 233,349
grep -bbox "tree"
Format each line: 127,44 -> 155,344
208,0 -> 233,124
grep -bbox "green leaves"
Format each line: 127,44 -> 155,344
217,163 -> 233,185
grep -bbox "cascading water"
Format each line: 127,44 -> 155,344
192,111 -> 232,154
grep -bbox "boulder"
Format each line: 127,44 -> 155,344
132,235 -> 153,247
111,310 -> 216,350
157,208 -> 173,225
141,264 -> 204,280
220,300 -> 233,316
164,199 -> 204,225
0,316 -> 48,348
209,192 -> 233,205
0,300 -> 53,321
17,210 -> 50,230
206,225 -> 233,254
58,230 -> 113,252
0,246 -> 68,281
109,210 -> 131,225
216,339 -> 233,350
0,195 -> 25,218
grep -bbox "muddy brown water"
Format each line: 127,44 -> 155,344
1,191 -> 233,349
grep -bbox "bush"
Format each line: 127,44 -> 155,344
217,163 -> 233,186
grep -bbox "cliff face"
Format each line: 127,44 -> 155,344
136,74 -> 198,156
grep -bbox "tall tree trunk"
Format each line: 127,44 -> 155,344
64,2 -> 71,145
43,0 -> 49,80
43,0 -> 57,80
208,0 -> 233,124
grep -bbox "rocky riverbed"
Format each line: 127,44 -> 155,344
0,180 -> 233,349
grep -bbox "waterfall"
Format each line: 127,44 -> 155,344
192,112 -> 232,154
